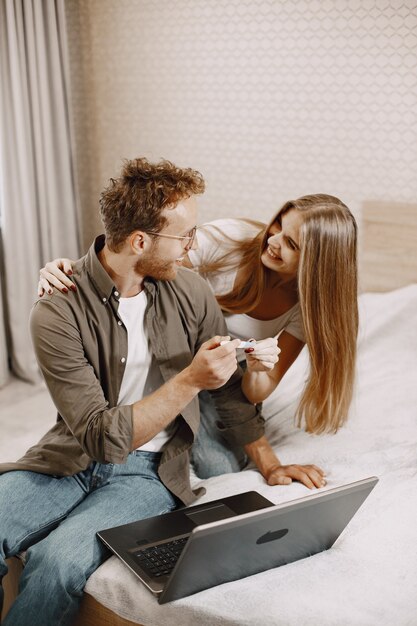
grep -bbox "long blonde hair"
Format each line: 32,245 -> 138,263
197,194 -> 358,434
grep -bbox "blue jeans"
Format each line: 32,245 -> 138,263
0,451 -> 178,626
191,390 -> 248,478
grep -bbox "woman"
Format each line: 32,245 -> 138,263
38,194 -> 358,488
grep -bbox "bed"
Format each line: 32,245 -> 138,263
3,202 -> 417,626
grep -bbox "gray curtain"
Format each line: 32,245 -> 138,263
0,0 -> 80,381
0,264 -> 8,387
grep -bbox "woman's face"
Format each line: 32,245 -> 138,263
261,209 -> 303,278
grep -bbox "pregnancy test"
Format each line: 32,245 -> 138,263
220,340 -> 255,349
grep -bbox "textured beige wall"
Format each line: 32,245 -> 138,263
65,0 -> 417,253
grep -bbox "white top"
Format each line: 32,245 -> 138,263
117,291 -> 171,452
188,218 -> 305,343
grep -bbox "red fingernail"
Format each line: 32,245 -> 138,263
63,287 -> 68,293
67,270 -> 73,275
48,290 -> 53,295
70,284 -> 77,292
245,347 -> 255,353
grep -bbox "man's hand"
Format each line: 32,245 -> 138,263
187,336 -> 241,391
38,258 -> 75,297
244,337 -> 280,373
267,464 -> 327,489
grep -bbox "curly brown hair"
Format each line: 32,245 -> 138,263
99,157 -> 205,251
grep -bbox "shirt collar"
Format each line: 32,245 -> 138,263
85,235 -> 159,302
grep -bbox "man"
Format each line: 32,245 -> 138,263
0,157 -> 283,625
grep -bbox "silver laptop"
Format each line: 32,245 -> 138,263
97,477 -> 378,603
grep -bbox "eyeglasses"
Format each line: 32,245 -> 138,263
147,226 -> 198,248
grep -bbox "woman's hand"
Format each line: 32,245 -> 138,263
267,464 -> 327,489
244,436 -> 327,490
38,258 -> 75,297
244,337 -> 280,373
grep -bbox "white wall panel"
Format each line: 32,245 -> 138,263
66,0 -> 417,246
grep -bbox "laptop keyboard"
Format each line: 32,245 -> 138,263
133,537 -> 188,578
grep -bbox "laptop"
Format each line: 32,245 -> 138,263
97,476 -> 378,603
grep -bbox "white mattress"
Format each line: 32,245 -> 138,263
85,285 -> 417,626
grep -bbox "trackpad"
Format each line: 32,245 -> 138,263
185,503 -> 236,526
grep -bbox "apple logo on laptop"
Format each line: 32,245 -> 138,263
256,528 -> 289,544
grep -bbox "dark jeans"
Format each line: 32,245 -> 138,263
191,390 -> 248,479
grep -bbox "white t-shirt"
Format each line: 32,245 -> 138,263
188,218 -> 305,343
117,291 -> 172,452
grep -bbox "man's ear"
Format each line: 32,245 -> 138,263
130,231 -> 148,255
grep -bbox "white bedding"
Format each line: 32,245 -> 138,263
85,285 -> 417,626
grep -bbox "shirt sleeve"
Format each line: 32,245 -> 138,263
284,303 -> 305,342
188,219 -> 258,268
30,299 -> 133,464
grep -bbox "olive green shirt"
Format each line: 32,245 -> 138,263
0,237 -> 264,504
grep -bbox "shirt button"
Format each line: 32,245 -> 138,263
114,291 -> 119,297
118,321 -> 123,326
102,297 -> 107,303
121,357 -> 126,363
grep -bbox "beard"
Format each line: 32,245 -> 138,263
134,251 -> 178,281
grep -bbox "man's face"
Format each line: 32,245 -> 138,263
135,195 -> 198,281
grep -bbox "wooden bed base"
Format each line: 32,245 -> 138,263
1,557 -> 143,626
74,595 -> 142,626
